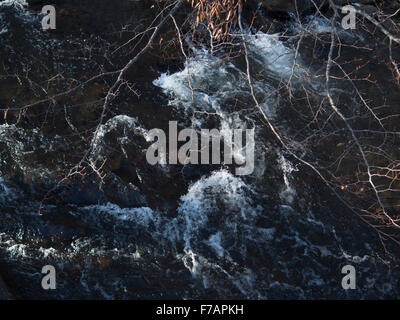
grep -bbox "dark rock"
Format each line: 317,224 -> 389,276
258,0 -> 321,14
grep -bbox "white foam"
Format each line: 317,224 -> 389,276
153,49 -> 234,115
300,16 -> 334,34
278,153 -> 298,204
247,32 -> 301,79
0,0 -> 28,8
172,169 -> 263,290
152,32 -> 311,128
91,115 -> 148,160
81,202 -> 156,228
206,232 -> 225,258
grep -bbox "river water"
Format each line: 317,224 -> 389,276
0,0 -> 399,299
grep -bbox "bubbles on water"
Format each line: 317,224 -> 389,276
0,0 -> 28,9
247,32 -> 302,79
278,152 -> 298,205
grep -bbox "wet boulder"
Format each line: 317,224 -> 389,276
90,115 -> 149,174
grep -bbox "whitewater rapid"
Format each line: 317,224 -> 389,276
0,1 -> 398,299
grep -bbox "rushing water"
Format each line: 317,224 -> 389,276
0,0 -> 399,299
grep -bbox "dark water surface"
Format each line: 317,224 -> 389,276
0,0 -> 399,299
